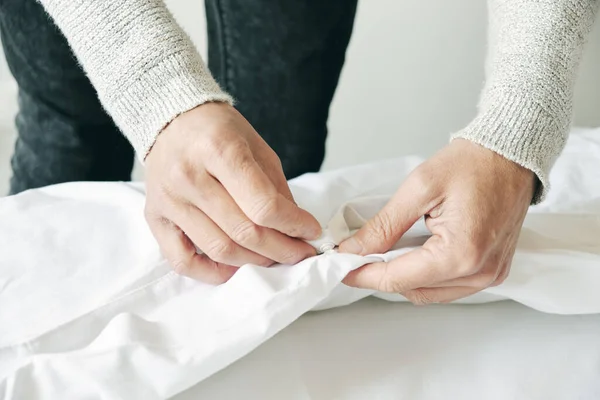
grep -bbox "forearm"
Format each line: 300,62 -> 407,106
38,0 -> 233,158
453,0 -> 598,203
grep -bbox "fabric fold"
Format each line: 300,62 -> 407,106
1,129 -> 600,399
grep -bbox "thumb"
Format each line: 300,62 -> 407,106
338,183 -> 428,255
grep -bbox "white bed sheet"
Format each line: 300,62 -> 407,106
178,299 -> 600,400
1,127 -> 600,399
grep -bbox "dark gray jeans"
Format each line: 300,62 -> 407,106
0,0 -> 358,195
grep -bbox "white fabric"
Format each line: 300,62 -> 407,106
1,128 -> 600,399
177,300 -> 600,400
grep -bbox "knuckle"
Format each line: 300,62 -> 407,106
472,271 -> 497,288
491,274 -> 507,287
368,213 -> 395,245
262,150 -> 284,170
205,134 -> 249,161
168,163 -> 191,186
491,266 -> 510,287
144,207 -> 170,231
279,253 -> 300,265
279,247 -> 307,265
171,259 -> 192,276
230,221 -> 263,246
249,196 -> 280,226
237,154 -> 259,178
204,239 -> 237,263
383,277 -> 408,294
146,179 -> 174,204
200,132 -> 224,154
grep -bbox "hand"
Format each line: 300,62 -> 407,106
339,139 -> 535,304
144,103 -> 321,284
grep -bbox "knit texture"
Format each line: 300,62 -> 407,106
38,0 -> 597,202
452,0 -> 598,203
38,0 -> 233,159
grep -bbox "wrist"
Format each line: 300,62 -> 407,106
451,92 -> 567,204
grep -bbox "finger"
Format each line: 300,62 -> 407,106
423,262 -> 502,289
342,245 -> 448,292
146,215 -> 238,284
403,286 -> 483,305
491,239 -> 518,287
252,148 -> 296,204
423,272 -> 497,288
207,147 -> 321,240
168,201 -> 274,268
182,174 -> 316,264
490,262 -> 510,287
268,172 -> 295,204
339,174 -> 437,255
490,253 -> 514,287
426,244 -> 514,289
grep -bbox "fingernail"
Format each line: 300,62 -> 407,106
339,237 -> 363,255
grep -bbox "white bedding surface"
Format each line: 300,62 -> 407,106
178,299 -> 600,400
1,127 -> 600,399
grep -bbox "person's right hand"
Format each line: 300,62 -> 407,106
144,102 -> 322,284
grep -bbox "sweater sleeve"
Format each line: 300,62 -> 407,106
37,0 -> 234,159
452,0 -> 598,203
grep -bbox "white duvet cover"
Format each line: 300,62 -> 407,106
1,128 -> 600,399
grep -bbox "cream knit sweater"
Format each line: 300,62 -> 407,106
38,0 -> 598,202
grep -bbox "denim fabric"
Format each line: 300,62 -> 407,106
0,0 -> 357,194
0,0 -> 134,195
205,0 -> 358,179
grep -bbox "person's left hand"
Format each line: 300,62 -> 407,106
339,138 -> 536,304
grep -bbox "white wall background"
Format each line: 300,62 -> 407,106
164,0 -> 600,168
1,0 -> 600,192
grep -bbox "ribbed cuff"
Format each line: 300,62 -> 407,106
451,93 -> 569,204
107,51 -> 234,160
